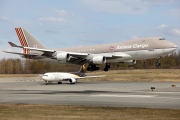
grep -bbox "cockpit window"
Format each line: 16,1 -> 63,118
159,38 -> 165,40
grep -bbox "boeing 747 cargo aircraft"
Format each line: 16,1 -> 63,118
3,27 -> 177,71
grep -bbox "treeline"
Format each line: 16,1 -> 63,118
0,53 -> 180,74
0,59 -> 80,74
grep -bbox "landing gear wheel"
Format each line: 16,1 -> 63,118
58,81 -> 62,84
156,57 -> 161,67
156,62 -> 161,66
104,64 -> 110,72
106,64 -> 110,69
104,68 -> 108,72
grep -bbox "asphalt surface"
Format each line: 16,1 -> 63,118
0,78 -> 180,109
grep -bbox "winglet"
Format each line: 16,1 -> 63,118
8,42 -> 22,48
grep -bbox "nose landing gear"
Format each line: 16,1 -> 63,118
156,57 -> 161,67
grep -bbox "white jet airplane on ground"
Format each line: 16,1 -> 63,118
3,27 -> 177,71
42,65 -> 104,85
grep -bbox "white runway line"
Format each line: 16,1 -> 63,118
149,92 -> 180,94
91,94 -> 157,98
91,94 -> 180,99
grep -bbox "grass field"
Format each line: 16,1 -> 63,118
86,69 -> 180,82
0,69 -> 180,82
0,104 -> 180,120
0,74 -> 38,78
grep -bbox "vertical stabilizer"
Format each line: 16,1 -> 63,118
15,27 -> 46,54
79,64 -> 87,73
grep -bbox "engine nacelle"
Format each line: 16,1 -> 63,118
92,56 -> 106,64
69,78 -> 76,84
56,52 -> 70,61
123,60 -> 136,65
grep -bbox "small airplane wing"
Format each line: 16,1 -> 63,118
78,75 -> 105,78
64,75 -> 105,79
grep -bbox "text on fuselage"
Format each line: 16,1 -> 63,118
116,44 -> 148,49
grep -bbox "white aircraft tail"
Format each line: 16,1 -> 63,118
78,64 -> 87,73
15,27 -> 46,54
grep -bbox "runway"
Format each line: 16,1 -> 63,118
0,79 -> 180,109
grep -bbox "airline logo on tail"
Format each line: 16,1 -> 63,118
81,64 -> 87,73
15,27 -> 29,54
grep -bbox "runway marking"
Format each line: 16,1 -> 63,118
91,94 -> 180,100
149,92 -> 180,94
153,97 -> 180,100
92,94 -> 156,98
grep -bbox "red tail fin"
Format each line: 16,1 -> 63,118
15,27 -> 29,54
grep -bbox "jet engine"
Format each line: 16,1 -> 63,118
123,60 -> 136,65
68,78 -> 76,84
92,56 -> 106,64
56,52 -> 70,61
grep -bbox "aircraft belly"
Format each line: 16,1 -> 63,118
163,48 -> 177,55
143,49 -> 163,58
124,49 -> 163,60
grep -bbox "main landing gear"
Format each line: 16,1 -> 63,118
87,64 -> 99,71
87,63 -> 110,72
104,64 -> 110,72
156,57 -> 161,67
58,81 -> 62,84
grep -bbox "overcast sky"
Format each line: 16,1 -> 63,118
0,0 -> 180,58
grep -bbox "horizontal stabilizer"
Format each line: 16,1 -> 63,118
3,51 -> 38,56
23,46 -> 55,53
8,42 -> 22,48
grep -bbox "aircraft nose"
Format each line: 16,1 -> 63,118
163,41 -> 178,54
171,42 -> 177,48
170,42 -> 178,51
42,74 -> 48,80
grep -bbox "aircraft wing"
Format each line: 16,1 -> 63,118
103,53 -> 131,58
22,46 -> 131,59
8,42 -> 89,57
